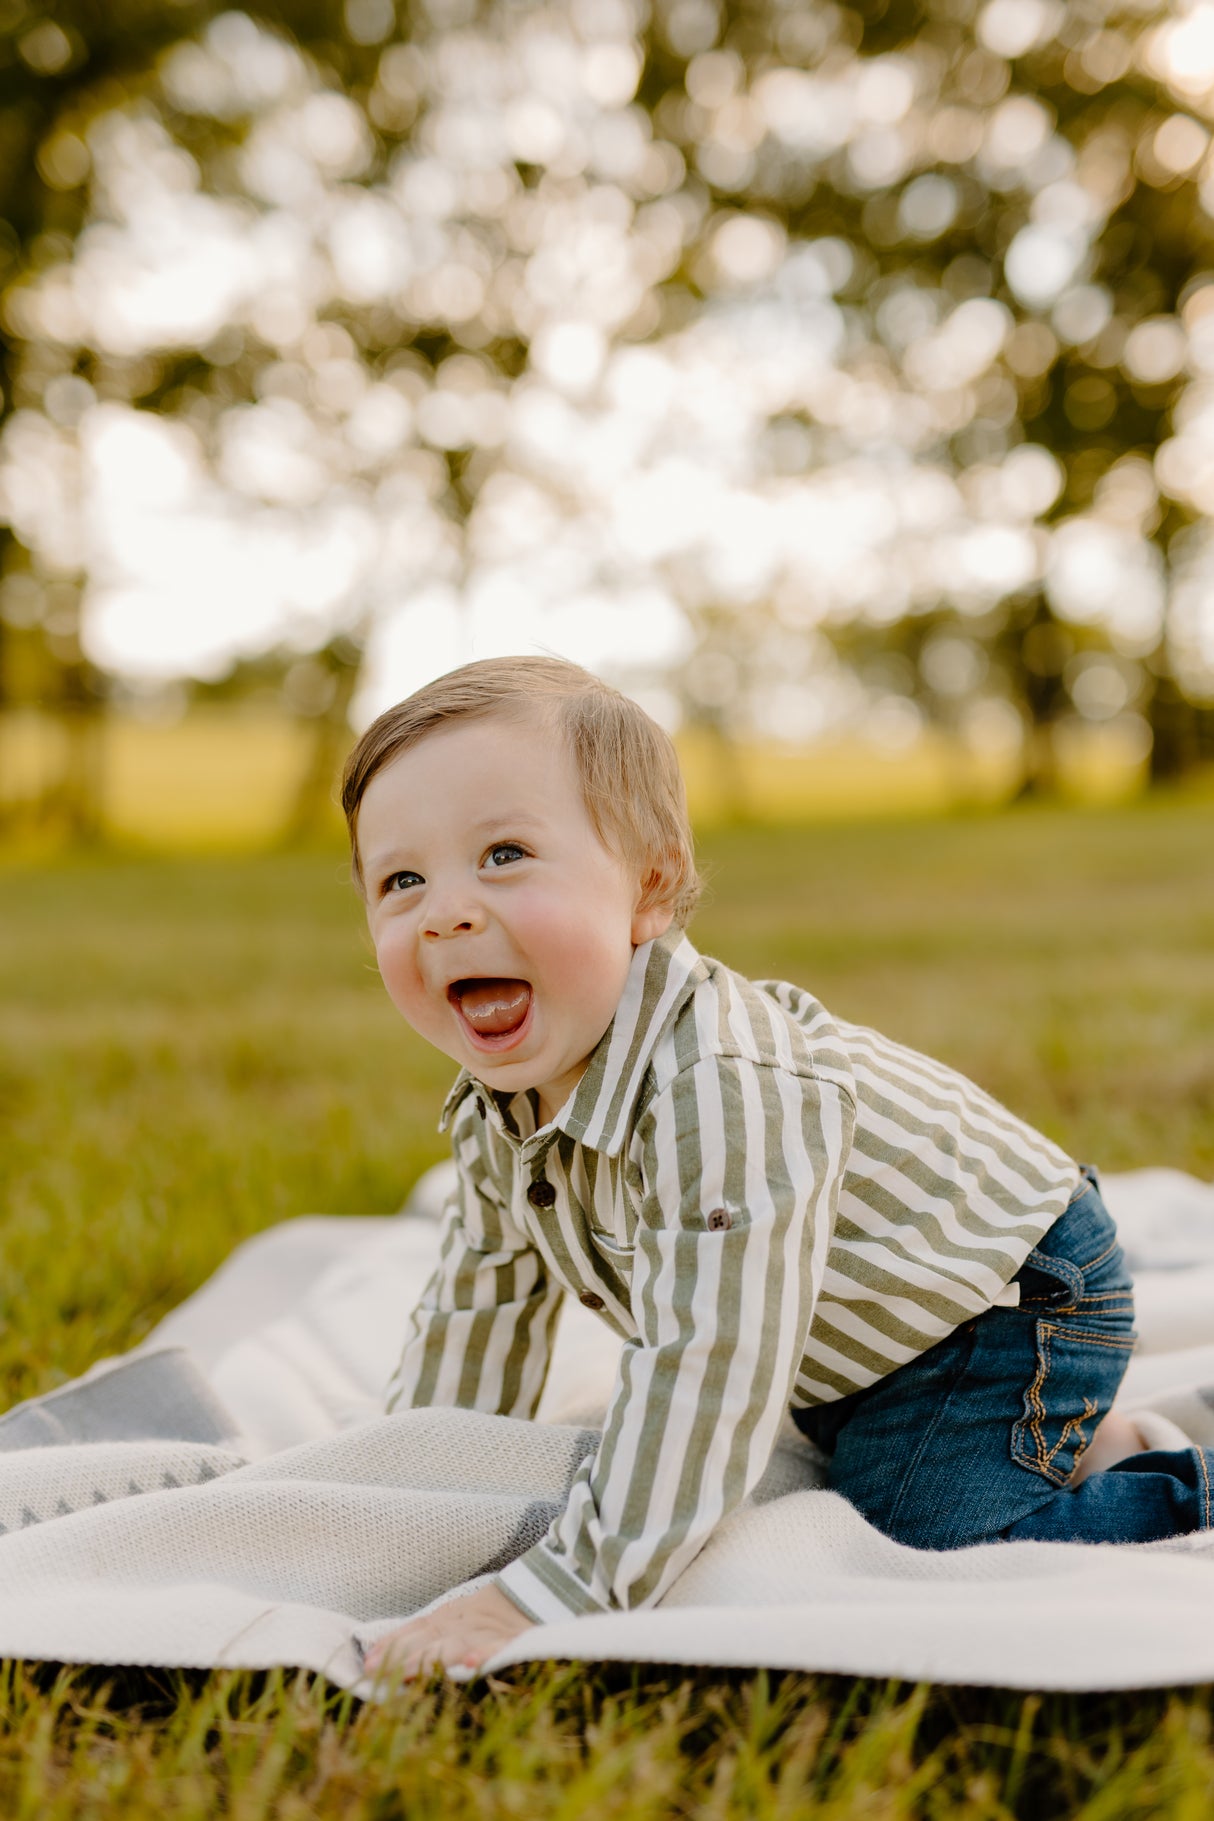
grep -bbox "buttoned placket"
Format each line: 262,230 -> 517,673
473,1096 -> 565,1224
487,1113 -> 623,1320
461,1089 -> 560,1230
519,1133 -> 562,1221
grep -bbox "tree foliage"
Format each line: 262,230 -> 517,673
3,0 -> 1214,834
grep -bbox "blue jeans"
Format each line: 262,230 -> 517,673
792,1165 -> 1214,1547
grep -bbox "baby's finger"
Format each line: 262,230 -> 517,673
403,1636 -> 463,1681
365,1646 -> 423,1686
365,1631 -> 410,1669
365,1625 -> 431,1680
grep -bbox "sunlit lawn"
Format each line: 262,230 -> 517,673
1,793 -> 1213,1817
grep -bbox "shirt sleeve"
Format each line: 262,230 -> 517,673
385,1107 -> 563,1420
494,1056 -> 856,1622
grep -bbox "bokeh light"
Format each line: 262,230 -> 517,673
2,0 -> 1214,839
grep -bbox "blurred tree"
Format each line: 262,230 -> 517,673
0,0 -> 211,832
625,0 -> 1214,788
828,589 -> 1156,799
4,0 -> 1214,842
281,629 -> 365,839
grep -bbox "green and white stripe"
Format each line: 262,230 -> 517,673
385,928 -> 1080,1621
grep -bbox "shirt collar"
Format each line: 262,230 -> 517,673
437,926 -> 708,1155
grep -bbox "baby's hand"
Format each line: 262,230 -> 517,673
363,1582 -> 535,1684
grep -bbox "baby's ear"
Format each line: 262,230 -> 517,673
632,864 -> 676,943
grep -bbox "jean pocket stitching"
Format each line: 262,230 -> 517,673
1011,1325 -> 1099,1478
1012,1321 -> 1124,1487
1012,1322 -> 1061,1484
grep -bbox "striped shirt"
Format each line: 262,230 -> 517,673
386,927 -> 1081,1623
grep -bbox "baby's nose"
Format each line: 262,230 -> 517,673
425,916 -> 474,937
423,899 -> 483,938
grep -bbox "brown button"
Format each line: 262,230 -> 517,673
527,1179 -> 557,1209
579,1291 -> 605,1311
707,1208 -> 732,1232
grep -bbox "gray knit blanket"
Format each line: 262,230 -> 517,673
0,1164 -> 1212,1695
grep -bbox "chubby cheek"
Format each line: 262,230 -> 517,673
523,897 -> 632,1012
373,930 -> 439,1038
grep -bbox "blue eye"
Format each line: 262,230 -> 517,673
486,843 -> 526,868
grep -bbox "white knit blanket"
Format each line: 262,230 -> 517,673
1,1163 -> 1213,1696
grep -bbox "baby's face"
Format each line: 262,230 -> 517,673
358,713 -> 673,1125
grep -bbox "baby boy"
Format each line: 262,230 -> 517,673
351,657 -> 1199,1685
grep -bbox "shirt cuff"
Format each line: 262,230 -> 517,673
493,1541 -> 610,1624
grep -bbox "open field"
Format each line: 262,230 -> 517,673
1,797 -> 1213,1816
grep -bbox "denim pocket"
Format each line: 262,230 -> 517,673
1011,1317 -> 1137,1485
1009,1182 -> 1137,1485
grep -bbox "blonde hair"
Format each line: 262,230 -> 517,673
341,656 -> 702,924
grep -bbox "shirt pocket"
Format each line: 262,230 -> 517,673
587,1228 -> 636,1273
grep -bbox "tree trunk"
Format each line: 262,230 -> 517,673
1146,673 -> 1202,785
56,700 -> 106,844
282,640 -> 365,845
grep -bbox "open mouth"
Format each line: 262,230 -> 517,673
447,978 -> 534,1051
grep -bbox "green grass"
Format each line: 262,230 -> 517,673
1,796 -> 1213,1817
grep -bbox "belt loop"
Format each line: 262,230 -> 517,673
1021,1245 -> 1085,1308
